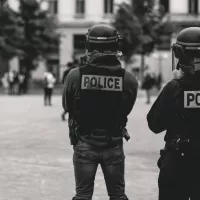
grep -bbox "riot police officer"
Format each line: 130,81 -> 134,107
62,23 -> 138,200
147,27 -> 200,200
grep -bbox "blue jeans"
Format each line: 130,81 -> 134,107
73,140 -> 128,200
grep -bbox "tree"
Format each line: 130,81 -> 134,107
112,2 -> 142,68
18,0 -> 59,72
0,3 -> 24,75
132,0 -> 174,81
8,0 -> 60,93
0,0 -> 59,88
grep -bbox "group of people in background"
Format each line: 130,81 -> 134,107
141,66 -> 163,104
0,59 -> 162,109
43,59 -> 80,109
1,69 -> 27,95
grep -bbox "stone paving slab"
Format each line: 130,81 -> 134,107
0,95 -> 165,200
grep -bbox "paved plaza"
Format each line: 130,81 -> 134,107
0,93 -> 165,200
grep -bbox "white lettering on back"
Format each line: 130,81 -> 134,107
184,91 -> 200,108
81,75 -> 123,91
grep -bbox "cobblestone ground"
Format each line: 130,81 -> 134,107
0,94 -> 165,200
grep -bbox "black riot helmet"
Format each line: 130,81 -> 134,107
85,22 -> 121,55
171,27 -> 200,73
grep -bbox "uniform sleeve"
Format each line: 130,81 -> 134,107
62,70 -> 70,84
123,71 -> 139,116
62,68 -> 80,113
146,80 -> 180,134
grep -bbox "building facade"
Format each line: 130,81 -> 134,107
133,0 -> 200,82
58,0 -> 200,82
31,0 -> 200,82
160,0 -> 200,30
155,0 -> 200,81
58,0 -> 130,68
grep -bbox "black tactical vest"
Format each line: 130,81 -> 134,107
175,75 -> 200,140
77,64 -> 125,137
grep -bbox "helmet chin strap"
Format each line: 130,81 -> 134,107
178,62 -> 195,74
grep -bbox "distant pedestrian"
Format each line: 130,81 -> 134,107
13,71 -> 19,95
61,62 -> 75,120
44,68 -> 56,106
141,68 -> 156,104
1,72 -> 9,94
18,68 -> 26,95
7,70 -> 15,95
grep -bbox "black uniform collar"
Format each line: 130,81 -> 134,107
88,51 -> 121,66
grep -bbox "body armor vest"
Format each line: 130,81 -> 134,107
175,75 -> 200,140
77,65 -> 125,137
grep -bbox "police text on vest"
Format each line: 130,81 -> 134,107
81,75 -> 123,91
184,91 -> 200,108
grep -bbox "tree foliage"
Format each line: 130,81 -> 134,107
0,3 -> 24,59
112,2 -> 142,64
113,0 -> 174,64
132,0 -> 174,54
19,0 -> 59,71
0,0 -> 59,71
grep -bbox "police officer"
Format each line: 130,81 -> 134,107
62,23 -> 138,200
147,27 -> 200,200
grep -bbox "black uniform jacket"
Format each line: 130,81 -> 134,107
147,76 -> 183,142
62,52 -> 138,146
147,72 -> 200,142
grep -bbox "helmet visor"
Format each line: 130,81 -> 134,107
172,49 -> 179,71
172,45 -> 200,70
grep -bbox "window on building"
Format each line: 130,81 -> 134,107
74,35 -> 86,50
49,0 -> 58,14
104,0 -> 113,14
76,0 -> 85,14
160,0 -> 169,13
189,0 -> 198,14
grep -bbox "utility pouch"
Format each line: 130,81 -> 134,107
157,148 -> 167,169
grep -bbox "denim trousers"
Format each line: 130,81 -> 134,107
72,140 -> 128,200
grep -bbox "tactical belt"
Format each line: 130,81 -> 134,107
84,128 -> 120,138
83,127 -> 130,142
